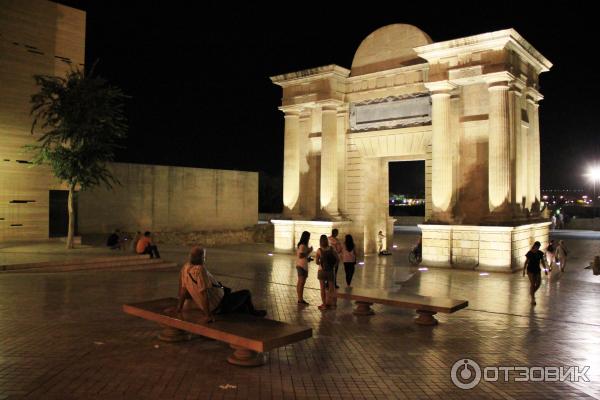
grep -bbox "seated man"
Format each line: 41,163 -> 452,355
135,231 -> 161,258
106,229 -> 121,250
175,246 -> 266,322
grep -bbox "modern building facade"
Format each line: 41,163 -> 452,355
0,0 -> 86,241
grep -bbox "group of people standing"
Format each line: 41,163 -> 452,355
523,239 -> 569,305
295,229 -> 357,310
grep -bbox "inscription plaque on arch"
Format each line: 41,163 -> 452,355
349,94 -> 431,132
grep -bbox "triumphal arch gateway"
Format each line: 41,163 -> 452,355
271,25 -> 552,271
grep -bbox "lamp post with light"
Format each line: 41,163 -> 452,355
586,167 -> 600,216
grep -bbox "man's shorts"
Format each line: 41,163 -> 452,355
296,266 -> 308,278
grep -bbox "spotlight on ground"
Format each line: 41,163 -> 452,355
418,267 -> 428,271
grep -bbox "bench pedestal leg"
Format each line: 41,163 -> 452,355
353,301 -> 375,316
415,310 -> 438,326
227,345 -> 265,367
158,326 -> 191,342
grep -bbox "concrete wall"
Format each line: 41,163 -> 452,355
0,0 -> 85,241
565,218 -> 600,231
78,163 -> 258,234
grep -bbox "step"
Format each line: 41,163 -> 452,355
1,257 -> 166,273
0,254 -> 152,271
5,260 -> 178,273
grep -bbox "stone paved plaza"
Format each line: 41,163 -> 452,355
1,232 -> 600,399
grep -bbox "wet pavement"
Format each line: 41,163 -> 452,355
1,232 -> 600,399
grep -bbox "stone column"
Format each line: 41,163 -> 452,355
282,108 -> 300,216
531,100 -> 541,207
526,95 -> 539,210
487,81 -> 511,214
320,104 -> 339,218
299,111 -> 315,219
512,86 -> 527,210
336,106 -> 348,214
427,82 -> 456,219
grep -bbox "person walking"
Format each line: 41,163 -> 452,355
295,231 -> 313,305
556,240 -> 569,272
328,229 -> 343,289
342,234 -> 357,288
316,234 -> 339,310
523,241 -> 548,305
545,239 -> 556,270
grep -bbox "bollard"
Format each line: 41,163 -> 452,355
593,256 -> 600,276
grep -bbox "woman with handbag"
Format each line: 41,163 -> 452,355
316,235 -> 339,310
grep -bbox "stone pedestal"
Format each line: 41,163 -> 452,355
419,222 -> 550,272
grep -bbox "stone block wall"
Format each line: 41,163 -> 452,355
420,222 -> 550,272
78,163 -> 258,234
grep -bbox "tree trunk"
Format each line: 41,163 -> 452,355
66,184 -> 75,249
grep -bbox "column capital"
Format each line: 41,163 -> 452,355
336,103 -> 349,116
525,87 -> 544,104
424,80 -> 457,95
317,100 -> 344,112
278,105 -> 303,116
483,71 -> 517,90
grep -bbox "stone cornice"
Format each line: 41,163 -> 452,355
270,64 -> 351,87
345,62 -> 428,83
414,29 -> 552,74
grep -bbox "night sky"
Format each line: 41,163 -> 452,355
58,1 -> 599,197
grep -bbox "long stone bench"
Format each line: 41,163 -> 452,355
336,288 -> 468,325
123,297 -> 312,367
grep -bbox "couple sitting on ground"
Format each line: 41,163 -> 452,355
174,246 -> 266,322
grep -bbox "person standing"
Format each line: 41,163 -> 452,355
295,231 -> 313,305
377,231 -> 385,254
556,240 -> 569,272
522,241 -> 548,305
328,229 -> 343,289
316,235 -> 339,310
342,234 -> 357,288
545,239 -> 556,270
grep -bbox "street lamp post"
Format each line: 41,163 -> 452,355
587,167 -> 600,217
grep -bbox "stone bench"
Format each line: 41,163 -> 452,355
336,288 -> 468,325
123,297 -> 312,367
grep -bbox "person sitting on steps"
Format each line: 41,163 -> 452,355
135,231 -> 161,259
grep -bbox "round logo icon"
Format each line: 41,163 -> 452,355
450,358 -> 482,389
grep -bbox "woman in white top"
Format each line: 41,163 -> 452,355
295,231 -> 313,305
342,234 -> 357,287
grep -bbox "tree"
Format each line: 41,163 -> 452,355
28,67 -> 128,249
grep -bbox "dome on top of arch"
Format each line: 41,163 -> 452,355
351,24 -> 433,76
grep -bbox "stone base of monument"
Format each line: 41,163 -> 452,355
419,221 -> 550,272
